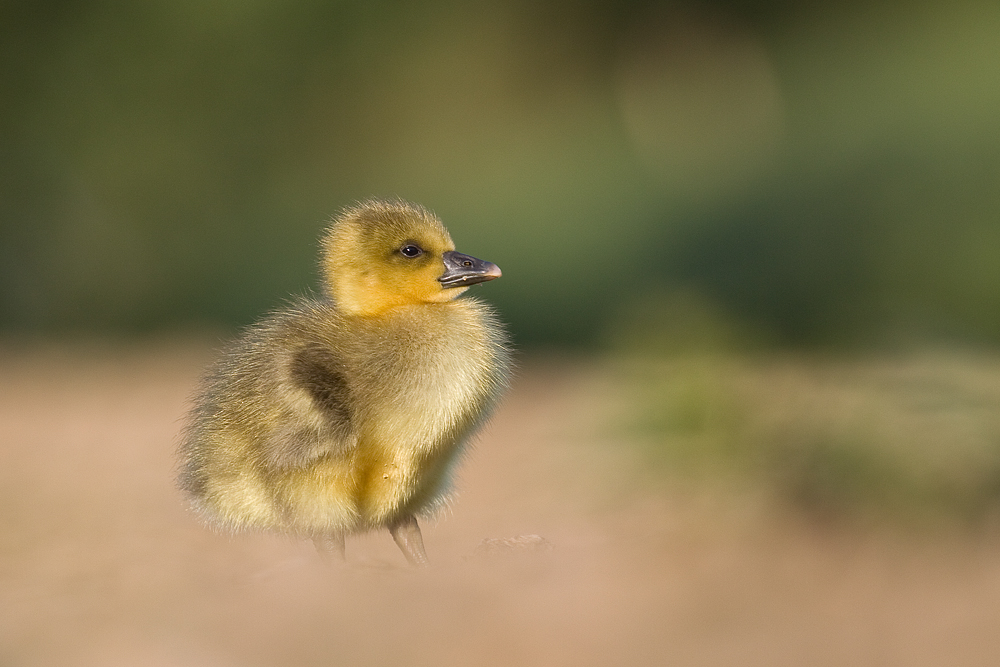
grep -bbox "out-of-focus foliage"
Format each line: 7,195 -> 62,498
2,0 -> 999,347
619,351 -> 1000,526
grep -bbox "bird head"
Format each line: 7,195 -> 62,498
321,200 -> 501,317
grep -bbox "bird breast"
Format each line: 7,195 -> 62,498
344,299 -> 504,456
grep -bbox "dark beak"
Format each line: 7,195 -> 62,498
439,251 -> 502,288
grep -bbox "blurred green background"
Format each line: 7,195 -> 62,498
4,0 -> 999,348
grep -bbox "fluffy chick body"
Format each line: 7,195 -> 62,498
178,200 -> 508,562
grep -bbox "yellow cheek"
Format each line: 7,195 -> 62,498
404,264 -> 457,303
332,259 -> 462,315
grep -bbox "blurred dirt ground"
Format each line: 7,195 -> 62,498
2,341 -> 1000,666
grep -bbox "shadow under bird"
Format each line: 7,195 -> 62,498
178,200 -> 510,565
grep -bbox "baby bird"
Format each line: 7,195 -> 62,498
178,199 -> 509,565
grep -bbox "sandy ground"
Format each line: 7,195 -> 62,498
2,342 -> 1000,666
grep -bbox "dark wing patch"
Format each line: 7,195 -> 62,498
262,344 -> 355,470
290,343 -> 353,429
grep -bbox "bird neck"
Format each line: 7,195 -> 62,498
329,279 -> 468,318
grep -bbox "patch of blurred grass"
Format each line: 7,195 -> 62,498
616,345 -> 1000,528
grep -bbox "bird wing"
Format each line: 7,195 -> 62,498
259,342 -> 356,470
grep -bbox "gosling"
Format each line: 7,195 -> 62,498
178,199 -> 510,565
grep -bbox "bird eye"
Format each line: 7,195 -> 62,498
399,244 -> 423,258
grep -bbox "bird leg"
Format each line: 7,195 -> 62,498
313,533 -> 346,562
388,514 -> 428,566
